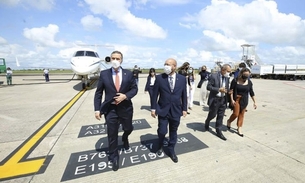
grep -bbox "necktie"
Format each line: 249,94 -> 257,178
221,76 -> 225,97
115,70 -> 120,92
169,76 -> 174,92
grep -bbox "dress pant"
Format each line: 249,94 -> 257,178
205,96 -> 226,129
104,104 -> 133,161
188,82 -> 195,108
228,95 -> 247,127
157,112 -> 180,154
148,85 -> 154,107
199,81 -> 209,105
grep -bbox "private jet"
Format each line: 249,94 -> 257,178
70,48 -> 110,89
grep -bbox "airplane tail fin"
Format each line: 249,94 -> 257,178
16,56 -> 20,67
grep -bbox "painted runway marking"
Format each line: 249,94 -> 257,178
0,87 -> 88,181
61,133 -> 208,182
283,82 -> 305,89
78,119 -> 151,138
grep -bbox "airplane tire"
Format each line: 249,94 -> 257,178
82,83 -> 86,89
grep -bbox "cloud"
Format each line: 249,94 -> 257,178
0,0 -> 20,6
0,37 -> 8,44
0,37 -> 11,56
142,0 -> 192,5
23,24 -> 65,47
201,30 -> 247,51
84,0 -> 167,39
25,0 -> 55,11
186,0 -> 305,46
81,15 -> 103,31
152,0 -> 192,5
0,0 -> 55,10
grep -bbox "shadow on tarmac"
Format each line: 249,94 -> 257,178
187,122 -> 225,139
140,105 -> 151,111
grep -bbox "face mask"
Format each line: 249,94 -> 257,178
164,65 -> 172,75
188,69 -> 193,73
241,75 -> 248,80
112,60 -> 121,69
224,72 -> 230,78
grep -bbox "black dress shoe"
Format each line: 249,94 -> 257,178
227,120 -> 231,130
204,125 -> 209,131
123,139 -> 130,150
216,130 -> 227,141
112,159 -> 119,171
156,147 -> 163,156
169,153 -> 178,163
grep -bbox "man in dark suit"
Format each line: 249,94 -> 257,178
94,51 -> 138,171
205,64 -> 231,141
151,58 -> 187,163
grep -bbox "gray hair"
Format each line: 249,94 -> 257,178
221,64 -> 231,70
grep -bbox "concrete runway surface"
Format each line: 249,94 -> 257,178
0,74 -> 305,183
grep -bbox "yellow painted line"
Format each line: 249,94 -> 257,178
0,84 -> 91,180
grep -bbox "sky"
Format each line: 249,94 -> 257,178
0,0 -> 305,70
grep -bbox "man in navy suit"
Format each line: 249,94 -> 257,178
94,50 -> 138,171
151,58 -> 187,163
204,64 -> 231,141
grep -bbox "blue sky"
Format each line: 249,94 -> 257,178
0,0 -> 304,70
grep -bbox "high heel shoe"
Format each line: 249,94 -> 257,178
237,133 -> 244,137
226,120 -> 231,130
237,128 -> 244,137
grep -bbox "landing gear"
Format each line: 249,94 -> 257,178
81,75 -> 90,89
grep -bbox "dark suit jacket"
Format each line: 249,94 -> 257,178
151,73 -> 187,118
94,67 -> 138,114
206,72 -> 230,106
144,75 -> 154,91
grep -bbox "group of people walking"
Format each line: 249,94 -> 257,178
93,50 -> 257,171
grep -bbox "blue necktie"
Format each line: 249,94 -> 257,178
169,76 -> 174,92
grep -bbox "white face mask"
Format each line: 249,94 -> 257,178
164,65 -> 172,75
224,72 -> 230,78
112,60 -> 121,69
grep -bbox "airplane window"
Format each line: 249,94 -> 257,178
86,51 -> 97,57
75,51 -> 85,57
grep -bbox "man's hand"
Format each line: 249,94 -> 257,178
95,111 -> 102,120
219,87 -> 227,93
114,93 -> 127,104
151,110 -> 157,118
182,111 -> 187,117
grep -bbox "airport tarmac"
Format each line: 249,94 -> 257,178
0,74 -> 305,183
